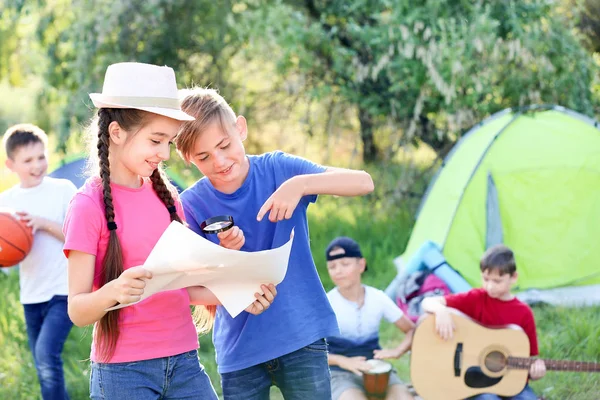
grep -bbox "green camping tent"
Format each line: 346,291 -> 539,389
401,105 -> 600,292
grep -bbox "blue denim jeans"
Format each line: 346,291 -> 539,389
90,350 -> 218,399
221,338 -> 331,400
468,384 -> 537,400
23,295 -> 73,400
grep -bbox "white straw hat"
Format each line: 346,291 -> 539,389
89,62 -> 194,121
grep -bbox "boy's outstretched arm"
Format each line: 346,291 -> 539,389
421,296 -> 447,314
303,167 -> 374,197
257,168 -> 374,222
421,296 -> 455,341
373,315 -> 415,360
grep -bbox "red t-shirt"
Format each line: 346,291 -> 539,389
444,288 -> 539,356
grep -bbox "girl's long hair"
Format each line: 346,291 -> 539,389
90,108 -> 215,361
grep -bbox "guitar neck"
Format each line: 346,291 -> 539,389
508,357 -> 600,372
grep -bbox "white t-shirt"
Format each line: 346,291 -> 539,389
327,285 -> 404,342
0,177 -> 77,304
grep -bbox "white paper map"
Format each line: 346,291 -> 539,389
105,221 -> 294,318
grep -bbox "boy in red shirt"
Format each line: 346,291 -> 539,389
421,244 -> 546,399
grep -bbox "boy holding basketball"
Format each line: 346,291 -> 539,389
1,124 -> 77,400
421,244 -> 546,400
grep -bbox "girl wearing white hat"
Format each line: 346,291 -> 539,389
62,62 -> 276,399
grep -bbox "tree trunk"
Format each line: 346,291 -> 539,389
358,105 -> 377,162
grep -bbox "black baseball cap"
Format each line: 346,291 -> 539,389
325,236 -> 368,271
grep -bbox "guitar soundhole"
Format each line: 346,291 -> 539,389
484,351 -> 507,373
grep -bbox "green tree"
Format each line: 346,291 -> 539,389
246,0 -> 597,162
35,0 -> 249,150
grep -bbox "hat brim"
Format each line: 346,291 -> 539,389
89,94 -> 194,121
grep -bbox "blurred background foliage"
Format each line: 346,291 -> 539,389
2,1 -> 599,204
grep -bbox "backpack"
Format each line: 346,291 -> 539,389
396,269 -> 451,322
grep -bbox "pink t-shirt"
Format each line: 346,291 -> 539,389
63,177 -> 199,363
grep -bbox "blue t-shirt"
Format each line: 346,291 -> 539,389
180,151 -> 339,373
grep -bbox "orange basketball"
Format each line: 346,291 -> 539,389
0,208 -> 34,268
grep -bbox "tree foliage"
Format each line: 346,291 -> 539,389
1,0 -> 598,166
31,0 -> 250,150
245,0 -> 597,161
562,0 -> 600,53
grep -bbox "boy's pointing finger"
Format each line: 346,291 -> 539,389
256,197 -> 274,221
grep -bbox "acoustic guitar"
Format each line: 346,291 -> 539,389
410,309 -> 599,399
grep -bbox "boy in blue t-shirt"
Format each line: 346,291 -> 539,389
175,87 -> 374,399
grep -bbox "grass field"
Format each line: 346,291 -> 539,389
0,157 -> 599,399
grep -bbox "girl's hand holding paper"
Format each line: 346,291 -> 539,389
110,266 -> 153,306
104,222 -> 293,318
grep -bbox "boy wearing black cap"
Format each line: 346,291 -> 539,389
325,236 -> 415,400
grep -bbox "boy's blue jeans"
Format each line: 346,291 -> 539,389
468,384 -> 537,400
90,350 -> 218,399
23,295 -> 73,400
220,338 -> 331,400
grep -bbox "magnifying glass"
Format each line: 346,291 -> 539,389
200,215 -> 234,234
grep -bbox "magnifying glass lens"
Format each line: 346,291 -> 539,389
200,215 -> 235,234
205,221 -> 232,232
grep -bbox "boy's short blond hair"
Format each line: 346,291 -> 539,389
3,123 -> 48,159
480,244 -> 516,276
175,87 -> 237,163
